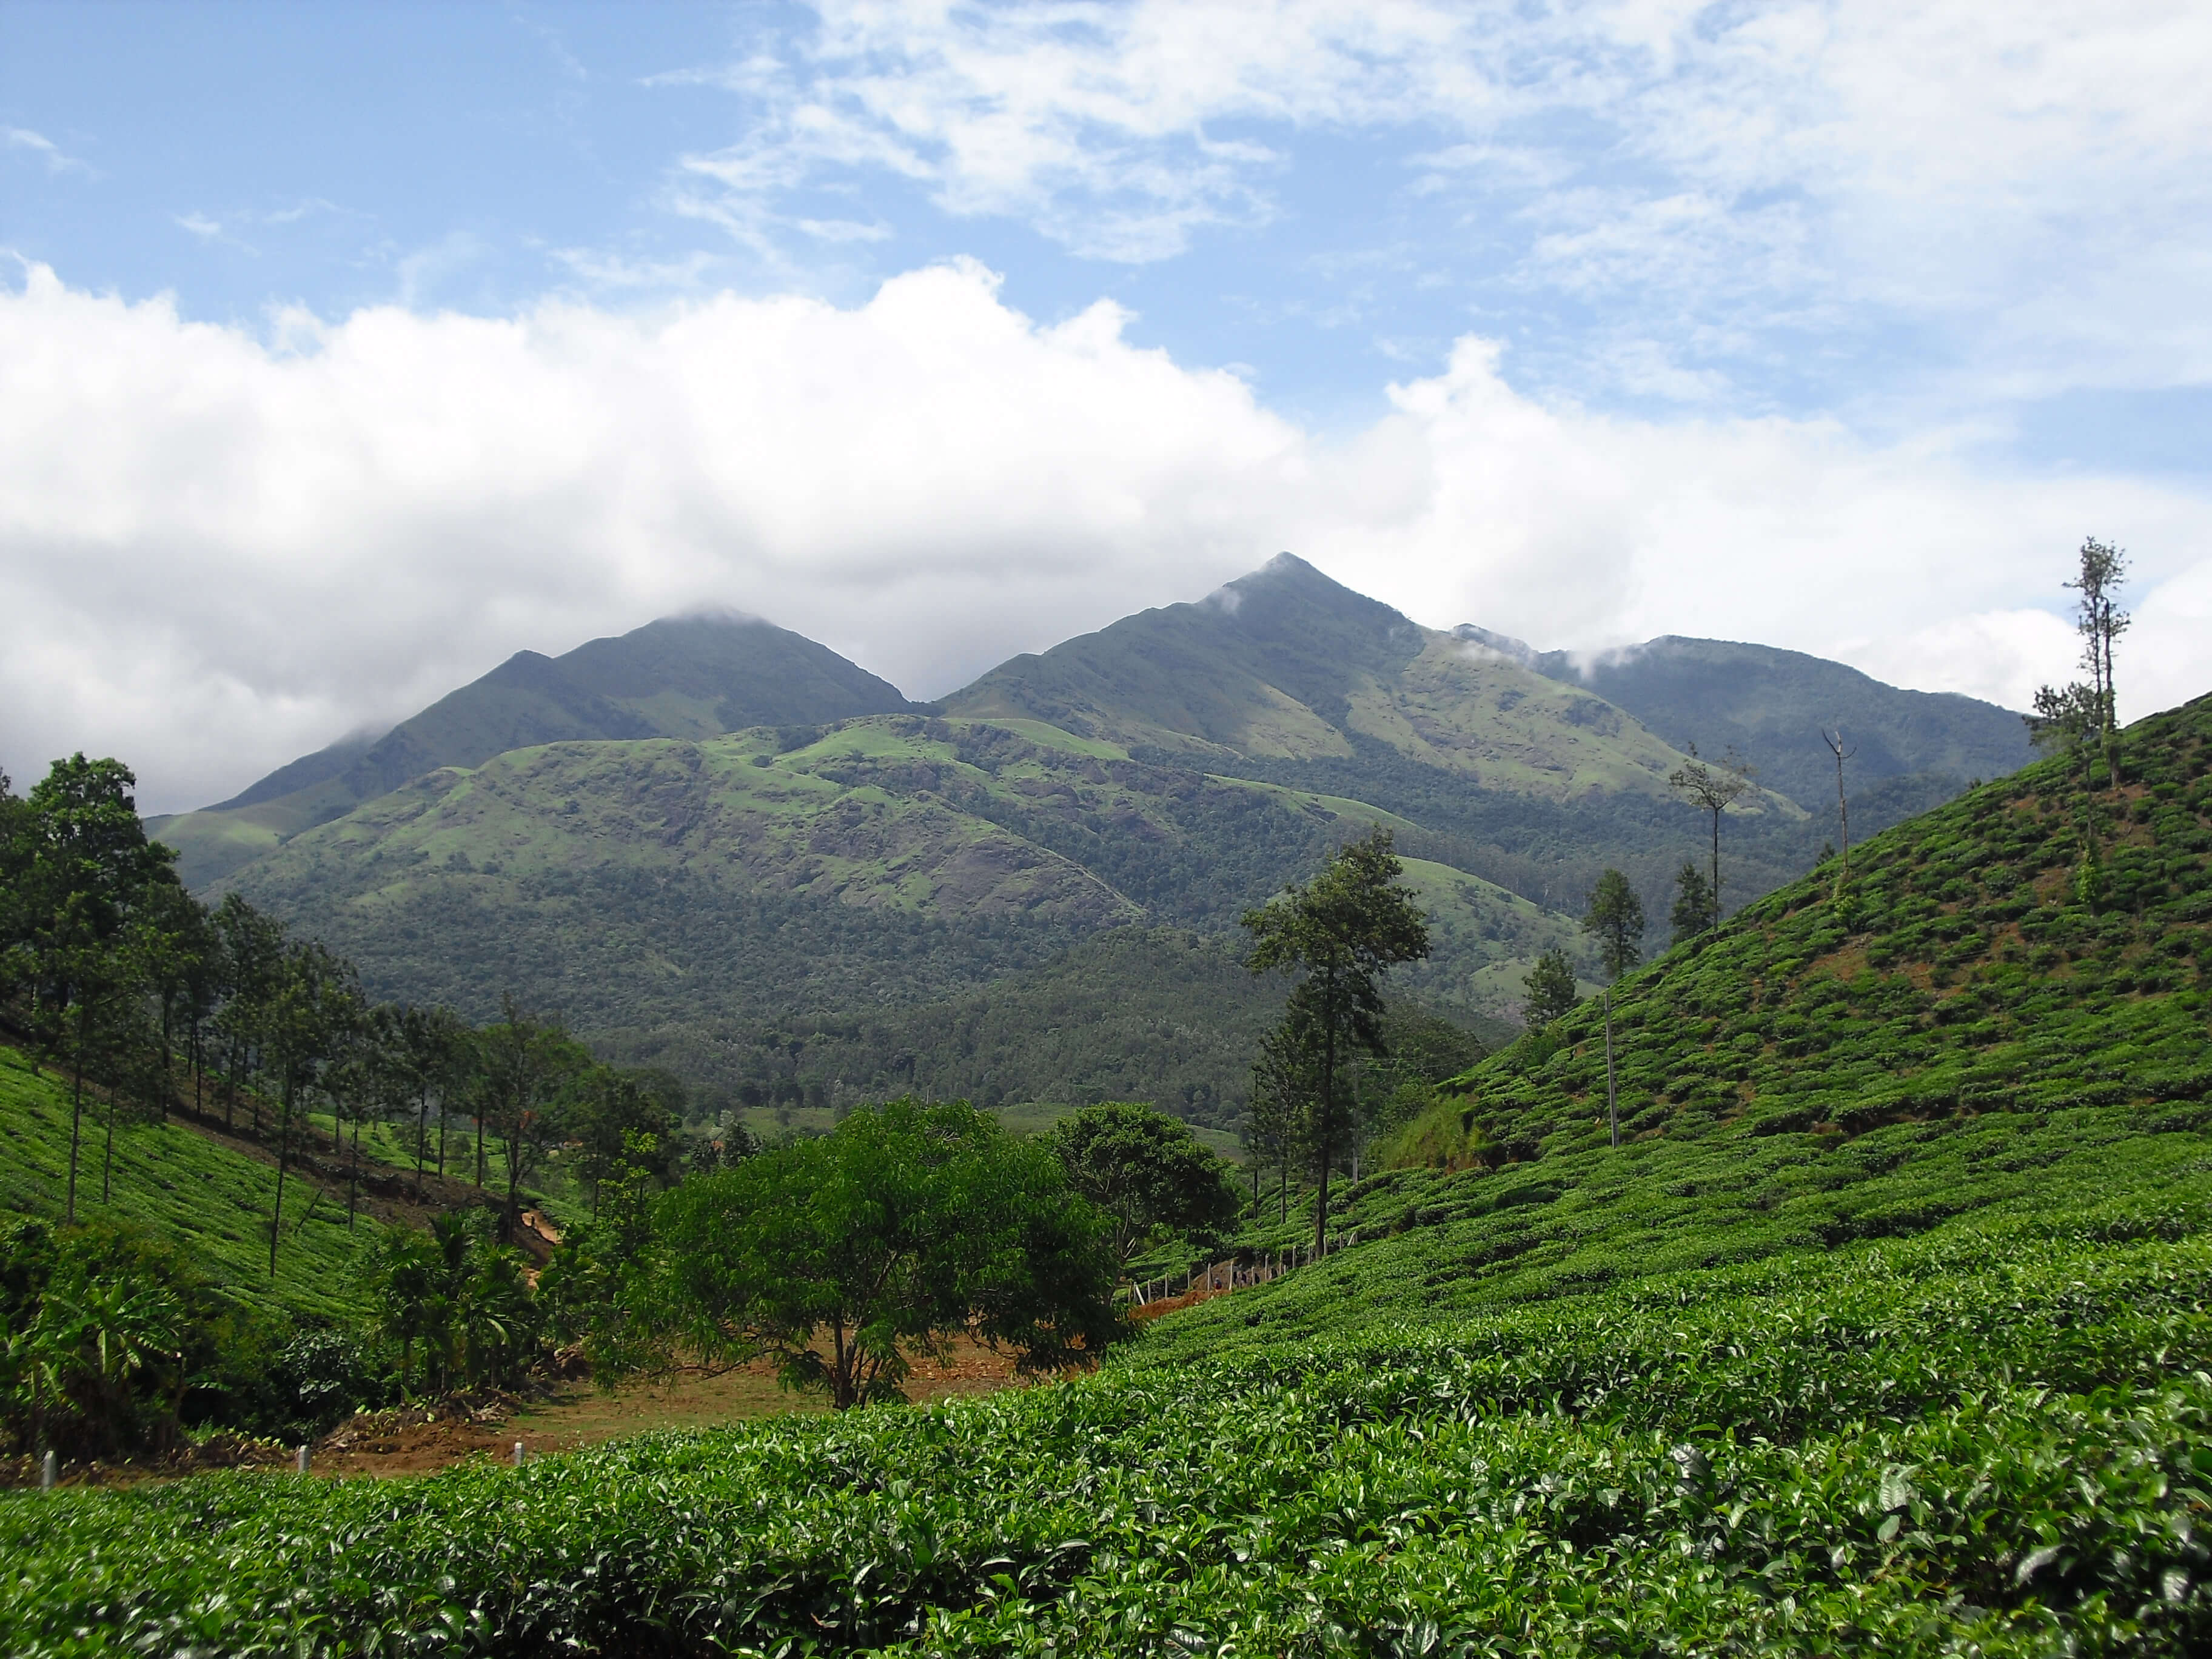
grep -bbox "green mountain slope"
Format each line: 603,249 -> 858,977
1463,625 -> 2032,808
1149,689 -> 2212,1357
950,554 -> 1735,802
216,716 -> 1583,1106
149,615 -> 915,887
164,558 -> 2042,1118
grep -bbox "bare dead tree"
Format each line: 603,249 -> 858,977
1822,726 -> 1857,890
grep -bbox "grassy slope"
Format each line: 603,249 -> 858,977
0,1047 -> 373,1322
1150,692 -> 2212,1357
8,1185 -> 2209,1653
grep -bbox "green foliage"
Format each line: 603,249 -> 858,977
1520,945 -> 1577,1030
1581,866 -> 1644,981
1669,857 -> 1716,944
362,1210 -> 537,1397
1245,826 -> 1431,1249
1043,1102 -> 1242,1267
657,1100 -> 1123,1409
8,1212 -> 2211,1654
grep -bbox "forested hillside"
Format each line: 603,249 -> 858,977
152,555 -> 2031,1116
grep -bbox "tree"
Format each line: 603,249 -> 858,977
1582,870 -> 1644,1150
394,1004 -> 471,1179
1667,743 -> 1754,930
658,1099 -> 1121,1410
209,893 -> 284,1136
2028,538 -> 2131,791
1242,827 -> 1430,1258
1521,947 -> 1578,1031
474,999 -> 589,1238
2026,681 -> 2102,786
1821,727 -> 1857,889
364,1209 -> 537,1396
1245,1018 -> 1315,1224
1045,1102 -> 1243,1271
1669,860 -> 1717,947
262,940 -> 360,1276
1581,870 -> 1644,984
12,757 -> 179,1221
2070,537 -> 2130,788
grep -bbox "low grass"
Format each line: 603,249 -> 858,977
7,1199 -> 2208,1655
0,1047 -> 374,1322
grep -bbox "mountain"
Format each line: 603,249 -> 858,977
1458,626 -> 2032,811
951,554 -> 1724,801
172,557 -> 2042,1119
210,714 -> 1583,1117
149,614 -> 916,887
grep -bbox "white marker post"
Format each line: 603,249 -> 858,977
296,1444 -> 310,1475
42,1450 -> 56,1490
512,1440 -> 526,1467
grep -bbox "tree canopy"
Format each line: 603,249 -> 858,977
1242,826 -> 1429,1255
657,1099 -> 1121,1409
1045,1101 -> 1242,1269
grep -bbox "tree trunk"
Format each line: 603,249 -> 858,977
1314,973 -> 1337,1261
1709,809 -> 1723,929
65,1007 -> 88,1225
1603,987 -> 1618,1148
101,1081 -> 116,1203
269,1074 -> 293,1278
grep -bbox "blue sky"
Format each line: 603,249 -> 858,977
5,1 -> 2211,808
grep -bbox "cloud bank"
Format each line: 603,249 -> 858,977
4,258 -> 2208,813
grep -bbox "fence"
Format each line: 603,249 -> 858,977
1121,1232 -> 1359,1308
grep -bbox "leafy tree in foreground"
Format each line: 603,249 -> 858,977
658,1099 -> 1121,1409
1581,869 -> 1644,1148
1667,742 -> 1754,929
1520,946 -> 1578,1032
1045,1101 -> 1242,1271
1242,826 -> 1429,1258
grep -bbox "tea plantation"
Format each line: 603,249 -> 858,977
3,695 -> 2209,1655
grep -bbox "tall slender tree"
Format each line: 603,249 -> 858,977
2068,537 -> 2130,789
263,940 -> 360,1276
1667,743 -> 1754,930
1242,826 -> 1429,1259
1582,870 -> 1644,1150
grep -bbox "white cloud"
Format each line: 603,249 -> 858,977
2,260 -> 2207,814
669,1 -> 2212,400
4,126 -> 95,177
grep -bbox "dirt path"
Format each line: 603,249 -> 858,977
310,1338 -> 1026,1477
